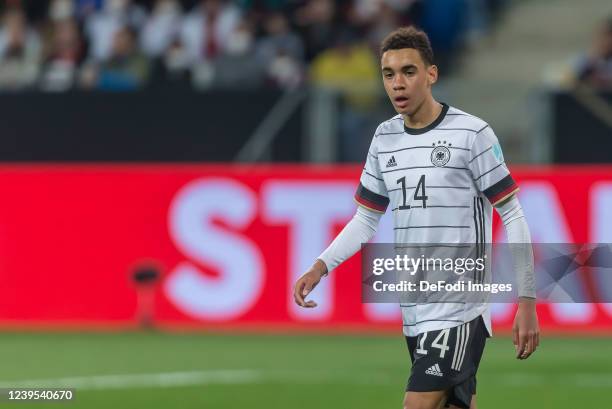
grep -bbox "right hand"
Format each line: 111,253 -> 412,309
293,259 -> 328,308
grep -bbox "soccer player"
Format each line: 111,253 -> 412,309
293,26 -> 540,409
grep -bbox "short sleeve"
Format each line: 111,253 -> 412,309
468,125 -> 519,206
354,132 -> 390,213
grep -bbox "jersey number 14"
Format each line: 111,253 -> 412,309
397,174 -> 428,209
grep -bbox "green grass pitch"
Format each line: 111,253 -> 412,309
0,331 -> 609,408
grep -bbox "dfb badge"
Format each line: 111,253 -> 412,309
431,141 -> 451,167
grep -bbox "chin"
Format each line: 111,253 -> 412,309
395,106 -> 412,116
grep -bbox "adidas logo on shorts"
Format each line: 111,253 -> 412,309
425,363 -> 443,377
386,156 -> 397,168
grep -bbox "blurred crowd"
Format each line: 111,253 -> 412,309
574,17 -> 612,90
0,0 -> 509,92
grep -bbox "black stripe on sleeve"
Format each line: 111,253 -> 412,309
482,174 -> 518,202
473,197 -> 479,283
355,183 -> 390,211
473,197 -> 482,284
478,197 -> 485,283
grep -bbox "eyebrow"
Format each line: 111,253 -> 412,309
382,64 -> 418,72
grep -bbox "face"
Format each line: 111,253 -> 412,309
55,19 -> 79,47
112,28 -> 134,56
5,11 -> 26,45
381,48 -> 438,116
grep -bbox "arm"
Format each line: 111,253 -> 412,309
467,123 -> 540,359
496,194 -> 540,360
293,205 -> 382,308
294,128 -> 389,308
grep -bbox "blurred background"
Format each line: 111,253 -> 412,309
0,0 -> 610,408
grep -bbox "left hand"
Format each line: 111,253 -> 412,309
512,298 -> 540,360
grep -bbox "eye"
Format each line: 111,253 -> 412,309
384,72 -> 393,79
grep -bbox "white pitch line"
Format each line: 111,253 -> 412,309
482,372 -> 612,388
1,370 -> 611,391
560,374 -> 612,388
0,370 -> 262,391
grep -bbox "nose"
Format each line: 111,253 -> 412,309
392,75 -> 406,90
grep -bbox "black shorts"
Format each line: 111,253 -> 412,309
405,315 -> 488,409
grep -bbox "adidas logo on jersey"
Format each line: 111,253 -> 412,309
386,156 -> 397,168
425,363 -> 443,377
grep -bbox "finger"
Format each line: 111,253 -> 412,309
523,332 -> 537,359
293,292 -> 303,307
535,332 -> 540,348
529,332 -> 538,355
294,280 -> 306,307
293,292 -> 305,307
521,335 -> 533,360
512,327 -> 519,354
516,334 -> 528,359
303,300 -> 318,308
521,349 -> 532,360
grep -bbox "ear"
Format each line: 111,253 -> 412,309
427,64 -> 438,86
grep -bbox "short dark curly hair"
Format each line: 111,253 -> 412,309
380,26 -> 434,66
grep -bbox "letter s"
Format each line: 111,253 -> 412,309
164,178 -> 264,320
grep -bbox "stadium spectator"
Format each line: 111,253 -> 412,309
255,12 -> 304,88
0,7 -> 41,91
148,36 -> 192,88
39,17 -> 85,91
140,0 -> 182,58
576,17 -> 612,89
84,0 -> 146,61
310,29 -> 380,161
179,0 -> 242,64
196,20 -> 265,89
355,1 -> 408,51
83,26 -> 150,90
293,0 -> 338,61
0,0 -> 513,92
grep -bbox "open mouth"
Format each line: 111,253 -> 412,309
394,96 -> 409,106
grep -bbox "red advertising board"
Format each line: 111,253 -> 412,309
0,164 -> 611,333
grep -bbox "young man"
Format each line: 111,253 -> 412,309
293,27 -> 540,409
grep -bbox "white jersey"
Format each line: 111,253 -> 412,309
355,103 -> 519,337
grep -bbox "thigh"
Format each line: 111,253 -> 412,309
403,390 -> 448,409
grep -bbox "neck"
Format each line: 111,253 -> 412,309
403,96 -> 442,129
